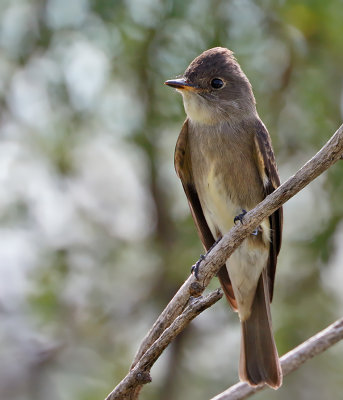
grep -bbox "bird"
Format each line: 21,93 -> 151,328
165,47 -> 283,389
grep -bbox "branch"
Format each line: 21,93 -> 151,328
105,123 -> 343,399
211,317 -> 343,400
105,289 -> 223,400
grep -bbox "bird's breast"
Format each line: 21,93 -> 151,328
196,159 -> 240,237
188,121 -> 265,238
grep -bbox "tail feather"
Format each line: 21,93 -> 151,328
239,270 -> 282,389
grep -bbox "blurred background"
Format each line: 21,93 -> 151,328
0,0 -> 343,399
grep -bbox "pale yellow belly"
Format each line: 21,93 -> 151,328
198,163 -> 241,238
197,163 -> 270,321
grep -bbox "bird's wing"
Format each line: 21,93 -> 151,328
175,119 -> 237,308
253,120 -> 283,301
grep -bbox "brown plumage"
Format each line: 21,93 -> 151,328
165,47 -> 283,388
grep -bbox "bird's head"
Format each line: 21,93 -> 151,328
165,47 -> 256,125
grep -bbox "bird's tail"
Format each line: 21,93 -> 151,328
239,269 -> 282,389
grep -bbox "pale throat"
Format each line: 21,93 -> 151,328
181,91 -> 222,125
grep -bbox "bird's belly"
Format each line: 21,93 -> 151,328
196,163 -> 269,321
198,164 -> 240,239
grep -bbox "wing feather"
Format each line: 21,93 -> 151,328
254,120 -> 283,301
175,119 -> 237,308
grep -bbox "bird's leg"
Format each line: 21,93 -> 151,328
191,237 -> 222,279
234,209 -> 247,225
234,209 -> 263,237
191,254 -> 205,279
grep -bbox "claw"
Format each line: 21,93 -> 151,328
191,238 -> 222,279
234,209 -> 247,225
191,254 -> 205,279
252,228 -> 259,236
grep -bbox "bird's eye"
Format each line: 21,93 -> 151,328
210,78 -> 224,89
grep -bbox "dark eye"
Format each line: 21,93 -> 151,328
210,78 -> 224,89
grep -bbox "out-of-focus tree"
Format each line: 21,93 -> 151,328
0,1 -> 342,399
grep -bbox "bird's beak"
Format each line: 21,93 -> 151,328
164,78 -> 196,91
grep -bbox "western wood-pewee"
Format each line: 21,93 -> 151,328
165,47 -> 283,389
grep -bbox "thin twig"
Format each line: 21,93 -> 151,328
211,318 -> 343,400
105,290 -> 223,400
105,124 -> 343,400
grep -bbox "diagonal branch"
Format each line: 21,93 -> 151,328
211,317 -> 343,400
105,123 -> 343,400
105,289 -> 223,400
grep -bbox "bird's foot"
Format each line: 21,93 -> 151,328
191,238 -> 222,279
234,210 -> 262,237
251,225 -> 263,236
191,254 -> 205,279
234,209 -> 247,225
